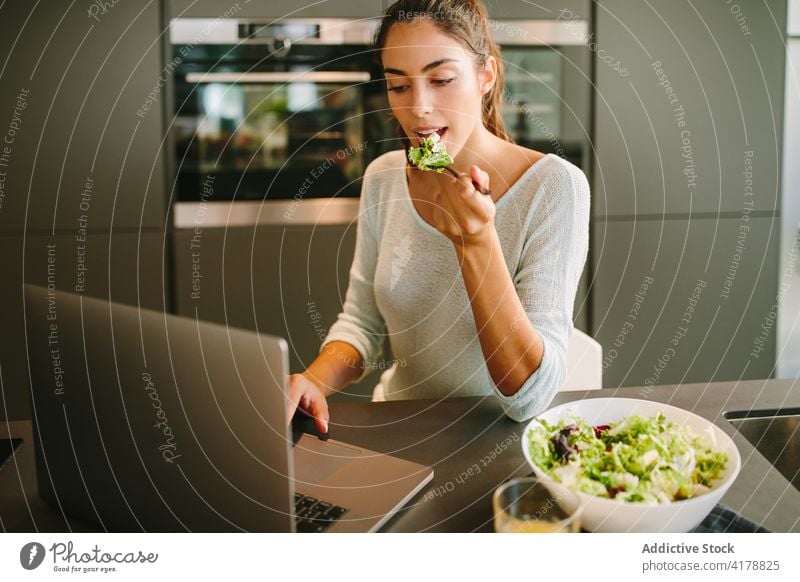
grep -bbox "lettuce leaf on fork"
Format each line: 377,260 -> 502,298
407,132 -> 454,172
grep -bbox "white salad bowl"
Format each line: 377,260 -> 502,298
521,397 -> 741,533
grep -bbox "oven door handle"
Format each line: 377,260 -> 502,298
185,71 -> 371,84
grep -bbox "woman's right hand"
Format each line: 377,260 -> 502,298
286,372 -> 329,435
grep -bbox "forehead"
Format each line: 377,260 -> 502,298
381,19 -> 468,72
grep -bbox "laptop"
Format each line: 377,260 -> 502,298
23,284 -> 433,532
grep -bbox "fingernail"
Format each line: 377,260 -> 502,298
322,420 -> 329,433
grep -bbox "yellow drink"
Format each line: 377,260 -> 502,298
495,515 -> 576,533
493,477 -> 582,533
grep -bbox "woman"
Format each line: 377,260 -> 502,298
287,0 -> 590,433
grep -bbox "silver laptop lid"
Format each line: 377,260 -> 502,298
24,284 -> 296,532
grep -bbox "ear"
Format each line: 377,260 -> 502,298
480,55 -> 498,95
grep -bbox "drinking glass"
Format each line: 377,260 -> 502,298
493,476 -> 582,533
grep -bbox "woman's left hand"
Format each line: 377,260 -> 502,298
427,165 -> 495,247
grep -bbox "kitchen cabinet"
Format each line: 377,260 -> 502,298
372,1 -> 594,22
0,232 -> 167,421
171,0 -> 384,19
0,1 -> 168,233
591,0 -> 787,387
593,0 -> 786,217
172,223 -> 390,401
0,2 -> 171,422
591,216 -> 779,388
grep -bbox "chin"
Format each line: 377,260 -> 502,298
441,141 -> 463,161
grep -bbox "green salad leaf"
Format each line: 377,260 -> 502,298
527,413 -> 728,504
407,132 -> 454,172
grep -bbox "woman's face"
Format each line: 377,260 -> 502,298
381,19 -> 495,159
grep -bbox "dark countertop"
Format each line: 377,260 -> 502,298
2,379 -> 799,532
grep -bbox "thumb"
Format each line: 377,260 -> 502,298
315,415 -> 329,436
307,392 -> 330,435
470,165 -> 490,194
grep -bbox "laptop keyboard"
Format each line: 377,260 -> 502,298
294,492 -> 349,533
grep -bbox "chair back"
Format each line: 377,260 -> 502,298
562,328 -> 603,391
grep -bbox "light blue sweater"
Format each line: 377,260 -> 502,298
320,150 -> 590,421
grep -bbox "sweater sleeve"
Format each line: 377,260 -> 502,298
318,165 -> 386,383
492,163 -> 591,421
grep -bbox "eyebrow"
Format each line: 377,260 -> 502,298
383,58 -> 459,76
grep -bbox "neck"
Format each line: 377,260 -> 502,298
449,125 -> 504,174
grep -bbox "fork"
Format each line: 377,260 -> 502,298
441,165 -> 493,197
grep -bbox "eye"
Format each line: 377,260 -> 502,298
387,84 -> 409,93
433,77 -> 456,86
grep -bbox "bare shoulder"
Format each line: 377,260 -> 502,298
511,143 -> 586,184
496,144 -> 549,181
507,142 -> 589,202
504,143 -> 546,166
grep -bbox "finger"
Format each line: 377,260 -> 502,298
450,170 -> 484,197
470,165 -> 491,194
453,171 -> 473,190
308,391 -> 330,435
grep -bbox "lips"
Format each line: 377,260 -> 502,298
413,127 -> 447,143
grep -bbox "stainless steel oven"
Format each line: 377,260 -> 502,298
170,18 -> 390,205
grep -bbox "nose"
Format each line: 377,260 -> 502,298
408,81 -> 433,118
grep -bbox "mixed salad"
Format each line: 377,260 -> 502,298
527,413 -> 728,504
407,132 -> 453,172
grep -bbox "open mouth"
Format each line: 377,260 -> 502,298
414,127 -> 447,144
